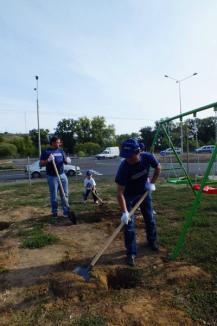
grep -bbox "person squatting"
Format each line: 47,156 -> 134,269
83,170 -> 99,204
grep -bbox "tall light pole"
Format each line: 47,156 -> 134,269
34,75 -> 41,158
164,72 -> 198,154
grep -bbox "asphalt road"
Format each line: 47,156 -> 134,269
0,157 -> 215,182
0,157 -> 122,182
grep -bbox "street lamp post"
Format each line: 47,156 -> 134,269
34,75 -> 41,158
164,73 -> 198,154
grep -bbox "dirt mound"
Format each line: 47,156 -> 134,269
165,262 -> 211,285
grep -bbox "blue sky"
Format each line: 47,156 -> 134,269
1,0 -> 217,135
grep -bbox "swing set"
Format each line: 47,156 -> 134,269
151,101 -> 217,258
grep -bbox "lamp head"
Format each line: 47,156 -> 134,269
35,75 -> 39,80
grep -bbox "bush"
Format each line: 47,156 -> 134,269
75,142 -> 101,156
77,151 -> 85,157
9,135 -> 34,156
0,143 -> 17,157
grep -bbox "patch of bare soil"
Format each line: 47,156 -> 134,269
0,206 -> 50,223
0,207 -> 208,325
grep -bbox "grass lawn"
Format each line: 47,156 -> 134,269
0,177 -> 216,325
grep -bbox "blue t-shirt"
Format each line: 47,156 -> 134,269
40,147 -> 66,176
115,152 -> 159,196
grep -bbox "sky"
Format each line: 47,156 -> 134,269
1,0 -> 217,135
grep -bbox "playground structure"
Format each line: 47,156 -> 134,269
151,101 -> 217,259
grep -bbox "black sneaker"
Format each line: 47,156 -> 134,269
52,213 -> 58,218
126,255 -> 136,267
149,241 -> 159,252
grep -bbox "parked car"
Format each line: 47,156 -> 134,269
160,148 -> 181,156
195,145 -> 215,153
25,160 -> 81,178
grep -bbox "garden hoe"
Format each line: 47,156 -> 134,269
73,190 -> 149,281
52,160 -> 77,224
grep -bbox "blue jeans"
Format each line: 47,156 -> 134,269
47,174 -> 69,215
124,193 -> 157,256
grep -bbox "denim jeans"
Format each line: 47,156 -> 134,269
124,193 -> 157,256
47,173 -> 69,215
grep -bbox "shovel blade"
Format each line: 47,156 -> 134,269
68,211 -> 77,224
73,265 -> 91,281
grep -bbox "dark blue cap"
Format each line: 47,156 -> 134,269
86,170 -> 92,176
120,138 -> 140,158
139,142 -> 145,151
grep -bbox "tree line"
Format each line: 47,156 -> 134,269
0,116 -> 216,158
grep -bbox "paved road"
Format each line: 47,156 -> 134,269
0,157 -> 122,182
0,157 -> 215,182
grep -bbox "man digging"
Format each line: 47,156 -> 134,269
115,138 -> 161,266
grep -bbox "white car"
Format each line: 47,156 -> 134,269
25,160 -> 81,178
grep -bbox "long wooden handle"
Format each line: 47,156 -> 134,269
52,159 -> 69,208
91,190 -> 103,203
90,191 -> 149,268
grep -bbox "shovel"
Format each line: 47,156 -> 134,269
73,190 -> 149,281
52,159 -> 77,224
91,190 -> 103,205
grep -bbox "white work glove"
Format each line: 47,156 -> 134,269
121,212 -> 130,225
145,181 -> 156,192
47,154 -> 54,162
65,157 -> 71,164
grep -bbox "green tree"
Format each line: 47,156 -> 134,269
75,142 -> 101,156
10,136 -> 34,157
91,116 -> 116,147
197,117 -> 216,145
76,117 -> 92,143
55,119 -> 77,154
29,128 -> 50,148
0,143 -> 17,157
116,133 -> 140,146
139,127 -> 154,151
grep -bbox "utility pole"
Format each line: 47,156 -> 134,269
34,75 -> 41,157
164,73 -> 198,154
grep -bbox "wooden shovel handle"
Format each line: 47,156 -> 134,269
52,159 -> 69,207
90,191 -> 149,268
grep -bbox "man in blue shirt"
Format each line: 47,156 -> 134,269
40,136 -> 71,218
115,138 -> 161,266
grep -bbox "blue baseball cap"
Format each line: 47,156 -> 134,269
86,170 -> 92,176
120,138 -> 140,158
139,142 -> 145,151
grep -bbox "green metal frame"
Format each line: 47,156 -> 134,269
151,102 -> 217,259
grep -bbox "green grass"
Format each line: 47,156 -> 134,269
71,314 -> 107,326
1,178 -> 217,324
20,225 -> 58,249
0,164 -> 14,170
155,183 -> 217,324
0,267 -> 9,274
